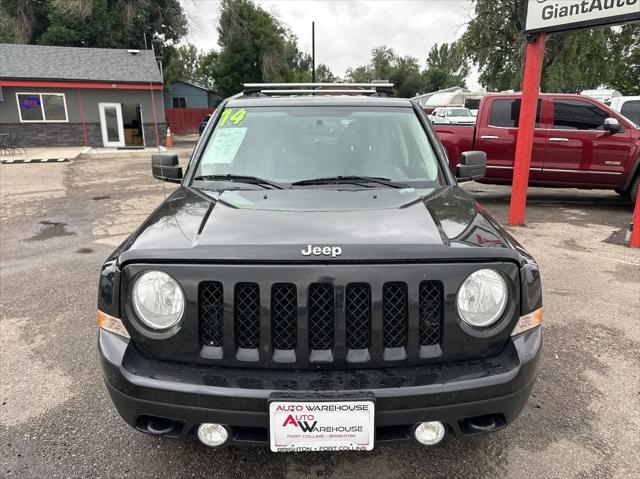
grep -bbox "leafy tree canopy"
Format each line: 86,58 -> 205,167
346,43 -> 468,97
0,0 -> 187,75
163,43 -> 211,88
461,0 -> 640,94
346,46 -> 424,97
211,0 -> 320,97
1,0 -> 186,49
422,42 -> 468,92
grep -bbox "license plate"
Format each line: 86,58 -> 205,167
269,400 -> 375,452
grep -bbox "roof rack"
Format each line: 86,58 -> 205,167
242,82 -> 395,96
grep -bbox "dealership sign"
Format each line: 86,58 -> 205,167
525,0 -> 640,33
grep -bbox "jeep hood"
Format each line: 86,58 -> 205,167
117,186 -> 527,265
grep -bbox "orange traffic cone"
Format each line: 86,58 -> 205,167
165,126 -> 173,147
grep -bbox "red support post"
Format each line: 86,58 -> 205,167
509,32 -> 547,225
630,187 -> 640,248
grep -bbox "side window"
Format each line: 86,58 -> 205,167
553,100 -> 608,130
16,93 -> 68,122
620,100 -> 640,125
488,99 -> 541,128
172,97 -> 187,108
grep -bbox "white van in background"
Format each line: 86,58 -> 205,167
610,96 -> 640,126
581,89 -> 622,105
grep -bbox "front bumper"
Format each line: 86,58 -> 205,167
99,327 -> 541,446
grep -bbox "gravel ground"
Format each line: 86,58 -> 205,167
1,151 -> 639,479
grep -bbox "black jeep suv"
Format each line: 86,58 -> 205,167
98,83 -> 542,452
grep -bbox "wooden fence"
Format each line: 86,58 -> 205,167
166,108 -> 214,135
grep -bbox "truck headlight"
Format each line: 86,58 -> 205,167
457,269 -> 507,327
132,271 -> 185,330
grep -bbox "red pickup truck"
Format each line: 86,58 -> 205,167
433,93 -> 640,200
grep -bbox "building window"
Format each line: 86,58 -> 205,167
16,93 -> 68,122
172,97 -> 187,108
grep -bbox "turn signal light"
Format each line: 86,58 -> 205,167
511,308 -> 543,336
97,310 -> 130,338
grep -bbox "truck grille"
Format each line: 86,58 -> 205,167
198,279 -> 443,366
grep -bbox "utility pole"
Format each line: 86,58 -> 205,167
311,21 -> 315,83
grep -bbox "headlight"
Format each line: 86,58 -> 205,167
132,271 -> 184,330
457,269 -> 508,327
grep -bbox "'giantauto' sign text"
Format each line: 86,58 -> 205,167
525,0 -> 640,33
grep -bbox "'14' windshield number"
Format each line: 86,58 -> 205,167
219,108 -> 247,127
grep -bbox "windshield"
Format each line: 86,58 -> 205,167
194,106 -> 440,186
447,108 -> 473,117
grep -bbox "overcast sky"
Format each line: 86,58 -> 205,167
180,0 -> 480,88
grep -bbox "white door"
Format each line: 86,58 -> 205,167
98,103 -> 124,147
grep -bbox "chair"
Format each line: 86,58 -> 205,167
7,130 -> 27,156
0,134 -> 10,155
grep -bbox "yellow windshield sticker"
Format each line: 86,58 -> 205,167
218,108 -> 247,127
230,108 -> 247,125
219,108 -> 232,127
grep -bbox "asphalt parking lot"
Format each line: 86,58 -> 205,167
1,150 -> 639,479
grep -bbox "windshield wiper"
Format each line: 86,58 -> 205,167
291,175 -> 408,188
193,174 -> 285,190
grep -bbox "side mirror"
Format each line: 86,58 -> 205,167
603,117 -> 624,133
456,151 -> 486,182
438,112 -> 445,117
152,153 -> 182,183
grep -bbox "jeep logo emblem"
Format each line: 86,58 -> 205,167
301,244 -> 342,258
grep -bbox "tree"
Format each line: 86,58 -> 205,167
0,0 -> 187,74
461,0 -> 640,94
40,0 -> 186,55
198,50 -> 221,90
388,55 -> 424,97
422,42 -> 468,92
315,64 -> 337,83
345,46 -> 425,97
0,0 -> 49,43
163,44 -> 204,86
541,28 -> 612,93
460,0 -> 527,91
211,0 -> 314,97
344,65 -> 375,83
607,23 -> 640,95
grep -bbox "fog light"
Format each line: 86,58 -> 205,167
414,421 -> 446,446
197,423 -> 229,447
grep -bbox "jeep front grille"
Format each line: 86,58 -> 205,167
200,281 -> 224,347
235,283 -> 260,349
308,283 -> 335,352
345,283 -> 370,350
382,282 -> 408,349
271,283 -> 297,351
419,281 -> 443,346
198,280 -> 443,366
